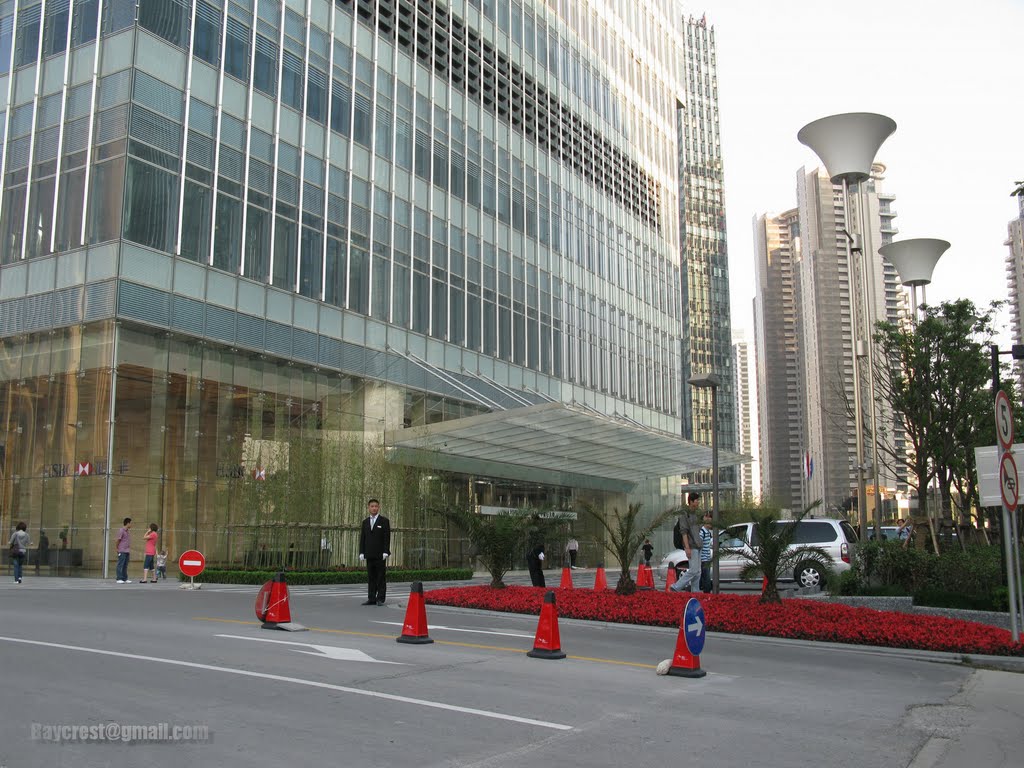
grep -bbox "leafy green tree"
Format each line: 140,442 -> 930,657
720,502 -> 833,604
433,507 -> 569,588
872,300 -> 999,550
926,302 -> 1001,546
581,502 -> 678,595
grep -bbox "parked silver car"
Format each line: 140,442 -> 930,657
866,526 -> 900,542
656,518 -> 859,588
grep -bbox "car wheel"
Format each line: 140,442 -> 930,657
795,562 -> 823,589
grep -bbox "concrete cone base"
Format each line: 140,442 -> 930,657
667,666 -> 706,678
527,648 -> 566,659
261,621 -> 308,632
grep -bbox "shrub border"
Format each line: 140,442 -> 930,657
178,567 -> 473,585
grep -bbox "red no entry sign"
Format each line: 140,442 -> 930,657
178,550 -> 206,578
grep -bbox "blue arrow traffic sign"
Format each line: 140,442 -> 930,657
683,597 -> 706,656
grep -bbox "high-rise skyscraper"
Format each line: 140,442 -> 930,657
678,14 -> 735,484
755,164 -> 904,514
0,1 -> 734,573
732,330 -> 754,498
753,208 -> 802,508
1006,194 -> 1024,388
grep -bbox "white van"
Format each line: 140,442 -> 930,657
657,518 -> 859,589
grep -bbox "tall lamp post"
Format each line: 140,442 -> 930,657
689,372 -> 720,594
798,112 -> 896,540
878,238 -> 950,552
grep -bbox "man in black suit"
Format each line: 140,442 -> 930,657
526,542 -> 546,587
358,498 -> 391,605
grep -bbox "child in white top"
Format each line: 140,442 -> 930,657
155,550 -> 168,581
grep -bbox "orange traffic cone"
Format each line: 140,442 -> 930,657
593,563 -> 608,591
396,581 -> 433,644
664,562 -> 678,592
527,590 -> 566,659
637,561 -> 653,590
256,572 -> 308,632
559,564 -> 574,589
667,597 -> 707,678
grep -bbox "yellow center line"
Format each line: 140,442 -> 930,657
193,617 -> 657,669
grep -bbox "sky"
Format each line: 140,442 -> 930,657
703,0 -> 1024,345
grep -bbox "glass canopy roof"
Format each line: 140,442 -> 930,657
385,402 -> 748,492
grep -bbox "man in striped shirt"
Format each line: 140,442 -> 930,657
699,513 -> 714,593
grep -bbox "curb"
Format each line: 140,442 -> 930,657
421,601 -> 1024,671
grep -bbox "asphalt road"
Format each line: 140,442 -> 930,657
0,576 -> 1020,768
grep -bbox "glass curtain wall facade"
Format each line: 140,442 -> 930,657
0,0 -> 697,573
677,14 -> 735,492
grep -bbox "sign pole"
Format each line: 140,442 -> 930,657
1013,507 -> 1024,636
994,391 -> 1020,642
1000,502 -> 1019,642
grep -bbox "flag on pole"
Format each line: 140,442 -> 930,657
803,451 -> 814,480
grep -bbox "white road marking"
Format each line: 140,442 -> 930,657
372,621 -> 534,639
215,633 -> 405,664
0,635 -> 571,731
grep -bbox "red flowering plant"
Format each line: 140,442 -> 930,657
424,585 -> 1024,657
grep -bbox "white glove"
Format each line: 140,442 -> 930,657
382,553 -> 389,559
538,552 -> 545,561
358,554 -> 365,561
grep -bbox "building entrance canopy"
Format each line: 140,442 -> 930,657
385,402 -> 747,493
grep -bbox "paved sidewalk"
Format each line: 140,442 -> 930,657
908,669 -> 1024,768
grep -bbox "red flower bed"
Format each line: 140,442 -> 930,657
424,585 -> 1024,657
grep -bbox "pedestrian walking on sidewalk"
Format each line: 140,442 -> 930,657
142,523 -> 158,582
115,518 -> 132,583
699,513 -> 714,593
155,550 -> 168,580
671,492 -> 703,593
565,536 -> 579,568
8,522 -> 30,584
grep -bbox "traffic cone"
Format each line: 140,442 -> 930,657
667,599 -> 707,678
256,572 -> 308,632
396,581 -> 433,644
559,563 -> 574,589
527,590 -> 566,659
664,562 -> 678,592
593,563 -> 608,591
761,575 -> 768,596
637,561 -> 653,590
645,564 -> 656,588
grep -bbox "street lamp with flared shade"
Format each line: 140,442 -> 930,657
879,238 -> 950,318
797,113 -> 897,183
798,111 -> 896,544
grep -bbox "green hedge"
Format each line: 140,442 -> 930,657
840,541 -> 1009,611
179,567 -> 473,585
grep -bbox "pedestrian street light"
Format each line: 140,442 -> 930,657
878,238 -> 950,320
689,372 -> 720,594
798,112 -> 896,542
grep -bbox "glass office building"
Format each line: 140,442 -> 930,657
0,0 -> 734,575
677,15 -> 735,490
